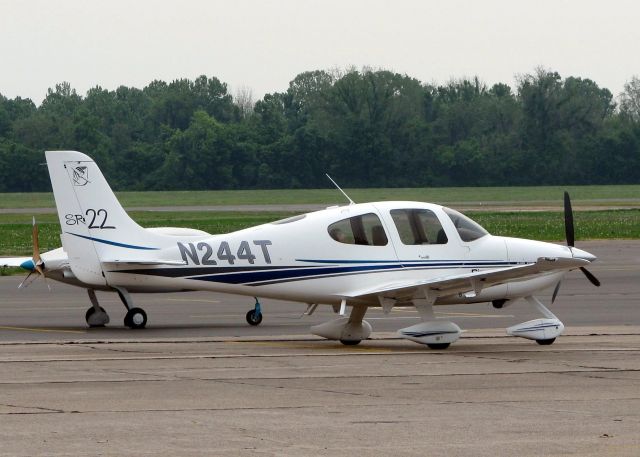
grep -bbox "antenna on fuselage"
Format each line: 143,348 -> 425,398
325,174 -> 355,205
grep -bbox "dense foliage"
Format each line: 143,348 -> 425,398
1,69 -> 639,191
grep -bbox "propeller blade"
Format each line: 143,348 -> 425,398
551,281 -> 562,304
563,191 -> 575,247
32,216 -> 42,265
18,271 -> 35,289
580,267 -> 601,287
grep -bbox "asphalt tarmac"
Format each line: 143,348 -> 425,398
0,240 -> 638,456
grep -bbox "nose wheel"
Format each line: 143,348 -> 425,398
246,297 -> 263,326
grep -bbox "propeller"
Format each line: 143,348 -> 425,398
18,217 -> 50,290
552,192 -> 600,303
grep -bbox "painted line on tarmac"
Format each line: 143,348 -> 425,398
167,298 -> 221,304
225,340 -> 394,352
0,326 -> 86,335
436,311 -> 514,318
189,314 -> 252,318
388,309 -> 512,318
0,307 -> 86,312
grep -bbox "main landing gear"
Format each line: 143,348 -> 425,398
246,297 -> 263,326
85,289 -> 110,327
310,301 -> 372,345
115,287 -> 147,329
506,295 -> 564,345
84,287 -> 147,329
398,295 -> 462,350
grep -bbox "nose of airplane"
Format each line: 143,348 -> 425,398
570,247 -> 597,263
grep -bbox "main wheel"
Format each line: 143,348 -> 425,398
427,343 -> 451,350
125,307 -> 147,329
246,309 -> 263,326
536,338 -> 556,345
340,339 -> 362,346
85,306 -> 107,327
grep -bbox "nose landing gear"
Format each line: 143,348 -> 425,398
246,297 -> 263,326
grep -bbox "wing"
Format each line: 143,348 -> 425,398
342,257 -> 589,302
0,257 -> 31,269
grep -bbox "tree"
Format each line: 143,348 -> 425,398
234,85 -> 255,119
619,76 -> 640,122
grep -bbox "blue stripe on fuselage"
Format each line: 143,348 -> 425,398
186,263 -> 404,284
66,232 -> 160,250
111,259 -> 523,286
172,260 -> 520,286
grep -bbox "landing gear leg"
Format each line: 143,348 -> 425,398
506,295 -> 564,345
115,287 -> 147,329
309,303 -> 372,345
85,289 -> 110,327
339,305 -> 368,346
246,297 -> 263,326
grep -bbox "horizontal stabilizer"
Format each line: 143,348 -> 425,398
0,257 -> 32,269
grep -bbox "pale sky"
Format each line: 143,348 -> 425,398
1,0 -> 638,105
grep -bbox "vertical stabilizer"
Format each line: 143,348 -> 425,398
45,151 -> 166,286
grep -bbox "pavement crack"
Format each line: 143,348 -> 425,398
0,403 -> 66,414
184,377 -> 380,398
83,344 -> 165,355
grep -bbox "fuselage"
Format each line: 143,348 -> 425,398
68,201 -> 583,306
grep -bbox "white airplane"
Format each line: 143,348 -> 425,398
1,150 -> 600,349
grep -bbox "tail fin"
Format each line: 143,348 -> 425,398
46,151 -> 167,286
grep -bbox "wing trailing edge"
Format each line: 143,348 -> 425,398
341,257 -> 589,302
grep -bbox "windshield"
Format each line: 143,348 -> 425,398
443,208 -> 488,242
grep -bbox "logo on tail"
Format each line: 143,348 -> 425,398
72,166 -> 89,186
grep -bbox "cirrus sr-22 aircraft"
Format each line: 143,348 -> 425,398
1,150 -> 600,349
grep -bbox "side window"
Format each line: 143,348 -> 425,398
328,213 -> 388,246
390,209 -> 448,245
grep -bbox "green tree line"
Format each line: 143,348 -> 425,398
1,68 -> 639,192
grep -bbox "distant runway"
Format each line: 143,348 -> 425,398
2,202 -> 639,214
0,240 -> 638,342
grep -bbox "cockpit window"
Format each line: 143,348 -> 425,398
328,213 -> 388,246
390,209 -> 448,245
443,208 -> 488,242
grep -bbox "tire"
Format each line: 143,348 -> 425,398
246,310 -> 263,326
125,307 -> 147,329
536,338 -> 556,345
85,306 -> 107,327
427,343 -> 451,350
340,339 -> 362,346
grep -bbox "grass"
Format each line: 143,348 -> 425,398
1,184 -> 640,208
1,209 -> 638,258
470,210 -> 640,240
